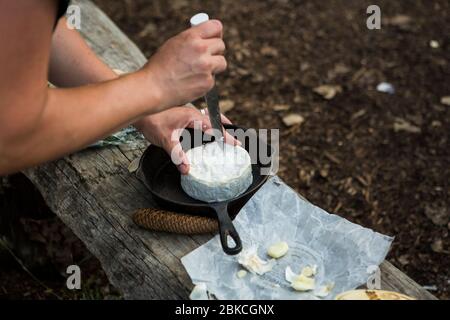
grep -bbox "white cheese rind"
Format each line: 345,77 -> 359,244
181,143 -> 253,203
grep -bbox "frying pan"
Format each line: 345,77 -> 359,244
139,124 -> 273,255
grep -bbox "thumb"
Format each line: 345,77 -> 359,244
166,140 -> 190,175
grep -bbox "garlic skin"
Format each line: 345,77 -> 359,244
314,283 -> 335,298
291,274 -> 316,292
238,247 -> 275,275
237,270 -> 248,279
267,242 -> 289,259
285,266 -> 298,283
286,265 -> 334,297
189,283 -> 209,300
285,266 -> 316,292
301,265 -> 317,277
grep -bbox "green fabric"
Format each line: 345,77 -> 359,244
89,127 -> 144,149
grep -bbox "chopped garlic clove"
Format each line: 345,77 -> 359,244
238,247 -> 275,275
267,241 -> 289,259
189,283 -> 209,300
286,266 -> 317,292
291,274 -> 316,292
237,270 -> 248,279
314,282 -> 335,298
301,265 -> 317,277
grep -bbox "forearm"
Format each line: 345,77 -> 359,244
50,17 -> 149,131
0,71 -> 160,175
49,17 -> 118,86
1,1 -> 225,175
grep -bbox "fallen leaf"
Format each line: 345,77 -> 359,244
236,67 -> 250,76
251,73 -> 264,83
313,85 -> 342,100
333,64 -> 351,74
273,104 -> 291,111
300,62 -> 310,71
431,121 -> 442,128
228,27 -> 239,37
138,23 -> 157,38
219,100 -> 235,113
393,118 -> 421,133
440,96 -> 450,106
235,51 -> 244,62
282,113 -> 304,127
324,151 -> 341,164
170,0 -> 188,10
431,239 -> 444,253
298,169 -> 314,187
294,95 -> 303,103
351,109 -> 367,120
385,15 -> 412,27
397,254 -> 410,266
128,157 -> 141,173
424,205 -> 449,226
240,48 -> 252,58
319,167 -> 329,178
260,45 -> 278,57
327,63 -> 351,79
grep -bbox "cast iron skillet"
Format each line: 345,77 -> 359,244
140,124 -> 273,255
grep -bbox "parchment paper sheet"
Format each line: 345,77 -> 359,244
182,176 -> 393,300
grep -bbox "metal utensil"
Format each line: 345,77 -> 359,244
204,85 -> 224,142
190,13 -> 224,142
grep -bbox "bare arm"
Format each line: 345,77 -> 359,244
49,15 -> 235,175
0,0 -> 226,175
49,17 -> 118,86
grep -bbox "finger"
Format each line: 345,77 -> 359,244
178,162 -> 190,175
224,130 -> 241,146
202,127 -> 241,146
202,126 -> 241,147
201,109 -> 233,125
210,56 -> 227,74
193,20 -> 223,39
165,140 -> 191,175
188,113 -> 212,131
204,38 -> 226,55
186,109 -> 240,146
221,114 -> 232,125
184,102 -> 196,109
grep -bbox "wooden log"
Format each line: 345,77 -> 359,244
22,0 -> 436,300
380,261 -> 437,300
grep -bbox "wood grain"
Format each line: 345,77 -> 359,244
22,0 -> 436,300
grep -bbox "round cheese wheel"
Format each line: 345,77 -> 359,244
181,142 -> 253,203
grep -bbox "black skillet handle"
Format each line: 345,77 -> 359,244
211,202 -> 242,255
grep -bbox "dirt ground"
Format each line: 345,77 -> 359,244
0,0 -> 448,299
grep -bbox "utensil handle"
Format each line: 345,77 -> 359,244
190,13 -> 225,142
190,13 -> 210,27
211,202 -> 243,255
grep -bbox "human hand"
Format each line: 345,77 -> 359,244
134,106 -> 238,175
139,20 -> 227,112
